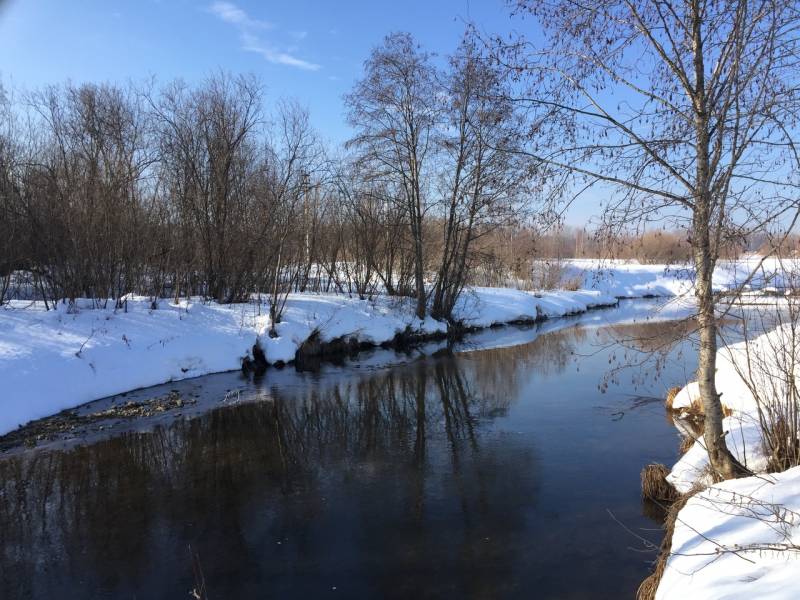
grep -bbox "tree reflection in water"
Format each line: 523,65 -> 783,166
0,349 -> 547,599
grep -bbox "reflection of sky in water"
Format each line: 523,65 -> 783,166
1,300 -> 703,599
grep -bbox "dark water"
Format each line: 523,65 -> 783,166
0,307 -> 697,599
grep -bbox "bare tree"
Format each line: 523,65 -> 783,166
19,82 -> 152,306
492,0 -> 800,480
0,82 -> 19,304
256,100 -> 323,333
431,36 -> 529,321
153,73 -> 262,303
345,32 -> 439,319
330,167 -> 385,298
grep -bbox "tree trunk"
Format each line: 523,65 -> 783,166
413,226 -> 426,319
694,206 -> 746,480
411,183 -> 426,320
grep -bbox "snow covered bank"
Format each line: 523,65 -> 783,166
656,324 -> 800,598
563,259 -> 694,297
562,256 -> 797,298
257,293 -> 446,364
666,324 -> 798,492
0,288 -> 617,436
656,466 -> 800,600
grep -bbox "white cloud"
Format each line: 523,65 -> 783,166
209,1 -> 272,29
241,33 -> 321,71
208,2 -> 320,71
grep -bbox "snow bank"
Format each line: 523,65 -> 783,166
562,256 -> 798,298
0,287 -> 617,435
667,417 -> 767,493
563,259 -> 694,297
658,323 -> 800,598
657,466 -> 800,600
258,294 -> 446,364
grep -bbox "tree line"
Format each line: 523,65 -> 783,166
0,35 -> 554,324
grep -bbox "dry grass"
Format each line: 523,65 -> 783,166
678,434 -> 696,455
640,463 -> 680,503
766,416 -> 800,473
665,386 -> 733,420
637,387 -> 717,599
681,399 -> 706,422
685,398 -> 734,418
636,489 -> 698,600
664,386 -> 682,411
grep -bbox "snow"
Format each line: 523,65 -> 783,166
2,255 -> 788,437
257,294 -> 446,364
562,257 -> 798,298
658,322 -> 800,598
453,287 -> 616,327
666,323 -> 799,493
563,259 -> 695,297
657,466 -> 800,600
0,287 -> 617,435
667,417 -> 768,494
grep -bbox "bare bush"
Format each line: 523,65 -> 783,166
726,290 -> 800,472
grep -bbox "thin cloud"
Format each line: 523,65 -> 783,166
209,1 -> 272,29
208,2 -> 320,71
241,33 -> 321,71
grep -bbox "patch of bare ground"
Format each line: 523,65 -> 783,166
0,390 -> 194,452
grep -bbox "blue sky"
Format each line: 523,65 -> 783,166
0,0 -> 520,144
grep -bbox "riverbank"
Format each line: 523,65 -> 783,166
0,287 -> 618,436
654,324 -> 800,599
3,256 -> 786,438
